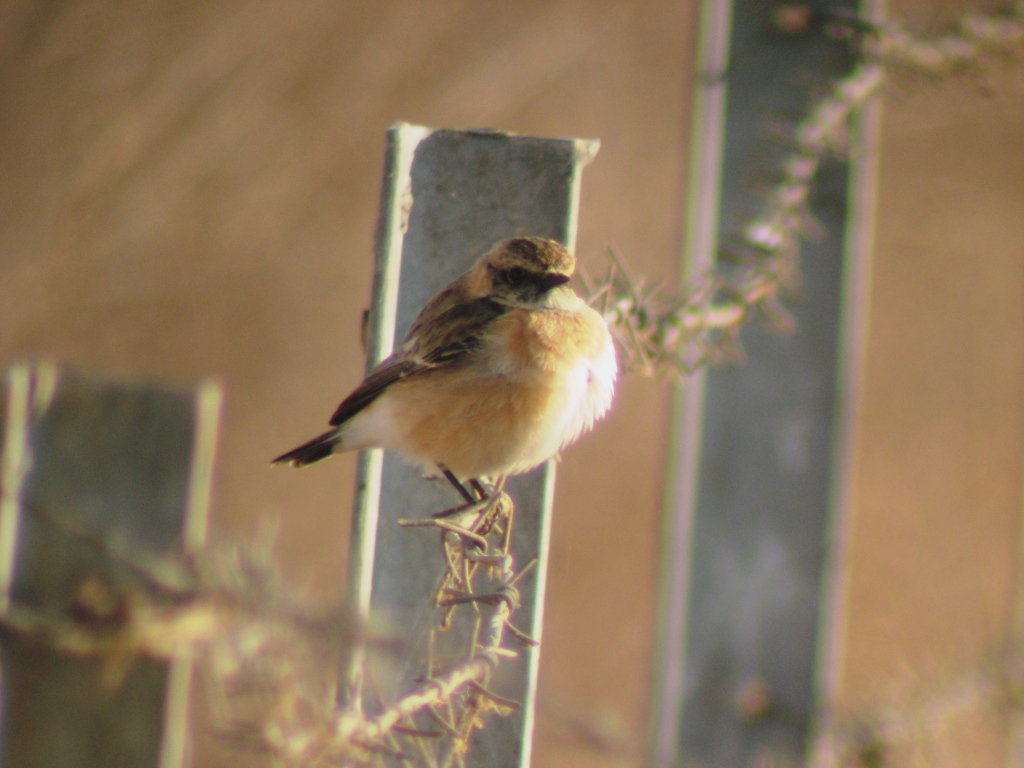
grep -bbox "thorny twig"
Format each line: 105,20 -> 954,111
586,7 -> 1024,379
0,486 -> 529,767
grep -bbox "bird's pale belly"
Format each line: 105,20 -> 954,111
386,368 -> 569,478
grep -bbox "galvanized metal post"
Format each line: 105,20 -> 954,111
344,123 -> 598,768
650,0 -> 868,765
0,363 -> 221,768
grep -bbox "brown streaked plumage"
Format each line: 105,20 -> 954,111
273,237 -> 617,482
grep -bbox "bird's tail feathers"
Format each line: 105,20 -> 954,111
272,429 -> 341,467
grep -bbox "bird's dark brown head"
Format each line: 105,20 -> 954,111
474,237 -> 576,304
501,237 -> 575,274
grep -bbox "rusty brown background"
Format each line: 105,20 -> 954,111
835,3 -> 1024,764
0,2 -> 1021,767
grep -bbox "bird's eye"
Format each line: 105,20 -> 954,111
506,267 -> 529,284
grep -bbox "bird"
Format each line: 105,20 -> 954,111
272,237 -> 617,498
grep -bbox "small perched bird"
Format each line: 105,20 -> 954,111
273,237 -> 617,488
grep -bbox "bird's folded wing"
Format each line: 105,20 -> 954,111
329,357 -> 420,426
417,296 -> 507,364
329,296 -> 508,427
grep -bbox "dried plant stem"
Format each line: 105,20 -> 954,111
340,595 -> 510,749
589,8 -> 1024,379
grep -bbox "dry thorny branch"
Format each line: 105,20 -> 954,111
225,483 -> 534,766
0,7 -> 1022,768
4,487 -> 533,767
584,7 -> 1024,379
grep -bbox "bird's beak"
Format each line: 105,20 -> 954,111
538,273 -> 572,291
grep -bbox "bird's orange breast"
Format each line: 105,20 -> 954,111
500,306 -> 609,372
383,306 -> 609,478
386,368 -> 554,477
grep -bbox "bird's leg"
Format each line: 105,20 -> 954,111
490,474 -> 507,501
471,476 -> 509,538
469,478 -> 488,500
431,474 -> 496,519
500,496 -> 515,555
437,463 -> 475,505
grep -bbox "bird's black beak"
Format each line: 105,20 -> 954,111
537,272 -> 572,291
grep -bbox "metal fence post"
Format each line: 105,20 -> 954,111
344,123 -> 598,768
0,363 -> 221,768
650,0 -> 867,765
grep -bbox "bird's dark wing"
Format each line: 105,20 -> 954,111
328,296 -> 507,427
416,296 -> 507,364
329,356 -> 419,426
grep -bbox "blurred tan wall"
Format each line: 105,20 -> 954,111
833,4 -> 1024,764
2,2 -> 1023,767
0,3 -> 693,767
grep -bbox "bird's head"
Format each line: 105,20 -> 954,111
472,237 -> 576,306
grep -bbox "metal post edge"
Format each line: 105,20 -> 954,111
647,0 -> 735,764
158,378 -> 224,768
516,464 -> 557,768
343,122 -> 433,706
808,2 -> 886,758
0,363 -> 34,618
